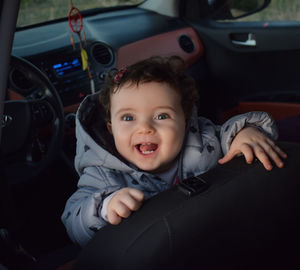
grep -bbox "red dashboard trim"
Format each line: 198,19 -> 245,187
8,89 -> 24,100
117,27 -> 204,68
64,103 -> 80,114
220,102 -> 300,122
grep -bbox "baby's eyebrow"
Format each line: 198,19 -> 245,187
114,108 -> 135,115
155,106 -> 177,112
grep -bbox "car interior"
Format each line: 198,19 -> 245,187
1,0 -> 300,269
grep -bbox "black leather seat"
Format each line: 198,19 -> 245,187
73,142 -> 300,270
277,114 -> 300,143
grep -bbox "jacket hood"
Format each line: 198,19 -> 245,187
75,93 -> 135,175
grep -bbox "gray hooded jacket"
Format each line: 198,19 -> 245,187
61,94 -> 278,246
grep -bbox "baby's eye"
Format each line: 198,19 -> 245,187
156,114 -> 169,120
122,115 -> 134,121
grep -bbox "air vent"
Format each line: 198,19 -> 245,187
178,35 -> 195,53
9,68 -> 34,92
91,43 -> 113,65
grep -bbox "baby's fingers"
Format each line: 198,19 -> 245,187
128,188 -> 145,202
121,190 -> 144,211
107,209 -> 123,225
239,143 -> 255,164
114,200 -> 132,219
219,144 -> 254,165
261,140 -> 287,169
252,144 -> 273,170
266,139 -> 287,160
218,150 -> 236,164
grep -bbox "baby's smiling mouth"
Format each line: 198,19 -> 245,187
136,143 -> 158,155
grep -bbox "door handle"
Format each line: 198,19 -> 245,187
231,33 -> 256,47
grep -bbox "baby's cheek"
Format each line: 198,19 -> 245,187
111,132 -> 127,152
166,132 -> 184,156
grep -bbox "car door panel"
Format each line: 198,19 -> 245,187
188,20 -> 300,116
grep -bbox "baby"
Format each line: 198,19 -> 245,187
62,56 -> 286,246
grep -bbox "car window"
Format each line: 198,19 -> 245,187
221,0 -> 300,22
17,0 -> 144,28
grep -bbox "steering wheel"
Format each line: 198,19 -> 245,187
1,55 -> 64,183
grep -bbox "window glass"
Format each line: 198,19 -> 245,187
17,0 -> 144,28
232,0 -> 300,22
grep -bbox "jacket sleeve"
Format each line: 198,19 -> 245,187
219,111 -> 278,154
61,166 -> 124,247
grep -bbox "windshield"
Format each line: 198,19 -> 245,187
17,0 -> 144,28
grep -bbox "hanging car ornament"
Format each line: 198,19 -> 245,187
68,0 -> 95,93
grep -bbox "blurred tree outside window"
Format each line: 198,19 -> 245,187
17,0 -> 143,28
229,0 -> 300,22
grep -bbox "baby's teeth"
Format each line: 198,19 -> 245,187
142,150 -> 154,154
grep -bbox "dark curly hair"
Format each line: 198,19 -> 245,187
99,56 -> 198,122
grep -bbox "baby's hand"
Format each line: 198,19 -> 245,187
218,126 -> 287,170
107,187 -> 145,225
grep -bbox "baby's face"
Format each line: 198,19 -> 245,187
108,81 -> 186,174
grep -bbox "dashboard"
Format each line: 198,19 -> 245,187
10,8 -> 204,110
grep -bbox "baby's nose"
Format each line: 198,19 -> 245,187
137,120 -> 155,134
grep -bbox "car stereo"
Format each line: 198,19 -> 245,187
29,49 -> 102,107
52,58 -> 82,78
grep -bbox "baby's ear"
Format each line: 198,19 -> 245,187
107,122 -> 113,134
